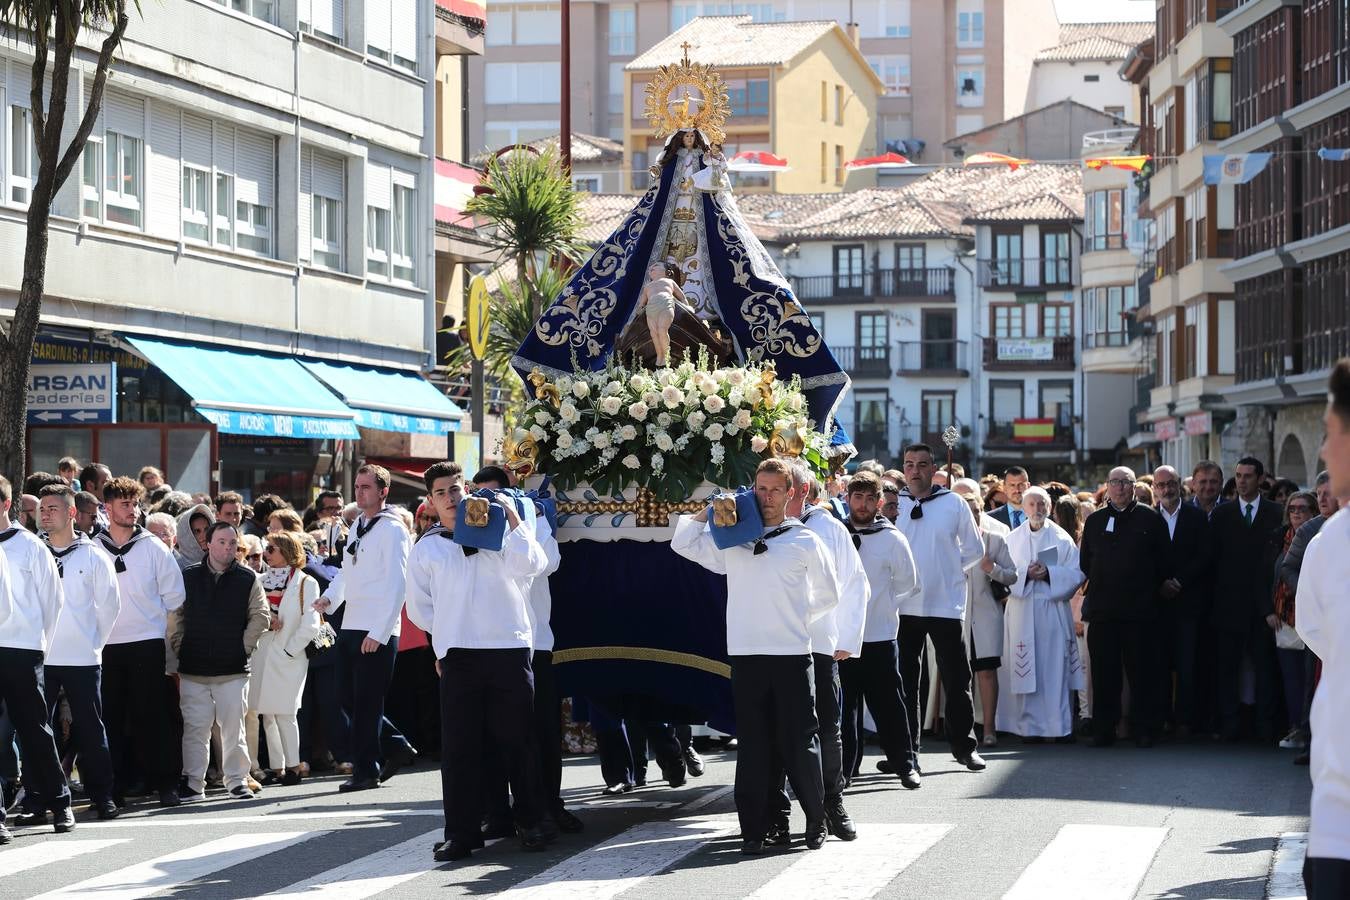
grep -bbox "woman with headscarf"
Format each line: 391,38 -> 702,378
173,503 -> 215,571
996,487 -> 1086,741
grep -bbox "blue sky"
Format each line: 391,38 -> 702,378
1055,0 -> 1153,23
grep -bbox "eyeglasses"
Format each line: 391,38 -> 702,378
1107,478 -> 1136,487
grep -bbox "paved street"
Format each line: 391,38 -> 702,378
1,737 -> 1311,899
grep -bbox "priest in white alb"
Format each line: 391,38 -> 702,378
996,487 -> 1085,740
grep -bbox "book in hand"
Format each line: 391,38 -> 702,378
1036,547 -> 1058,568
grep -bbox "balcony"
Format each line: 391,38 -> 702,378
984,419 -> 1075,449
982,336 -> 1076,370
977,257 -> 1074,290
895,340 -> 970,375
790,267 -> 955,304
435,0 -> 486,56
832,345 -> 892,378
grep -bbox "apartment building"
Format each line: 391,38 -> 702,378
1208,0 -> 1350,485
468,0 -> 1060,167
623,16 -> 884,193
1029,21 -> 1155,122
4,0 -> 483,501
1133,0 -> 1238,477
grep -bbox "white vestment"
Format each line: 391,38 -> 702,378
995,521 -> 1085,738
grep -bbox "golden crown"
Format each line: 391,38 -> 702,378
643,43 -> 731,146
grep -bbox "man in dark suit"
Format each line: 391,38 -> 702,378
988,466 -> 1029,530
1208,456 -> 1283,742
1152,466 -> 1212,737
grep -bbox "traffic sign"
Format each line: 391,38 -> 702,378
26,362 -> 117,425
467,274 -> 490,361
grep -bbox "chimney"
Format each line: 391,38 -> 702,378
847,22 -> 860,47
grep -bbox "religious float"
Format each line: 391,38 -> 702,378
508,51 -> 853,732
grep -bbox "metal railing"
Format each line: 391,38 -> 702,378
896,339 -> 969,373
832,344 -> 892,377
982,336 -> 1076,370
790,267 -> 955,302
977,257 -> 1073,289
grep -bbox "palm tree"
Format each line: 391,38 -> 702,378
0,0 -> 133,483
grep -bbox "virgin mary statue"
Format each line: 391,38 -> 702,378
512,52 -> 849,428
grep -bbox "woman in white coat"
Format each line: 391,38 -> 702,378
995,487 -> 1086,741
249,531 -> 320,785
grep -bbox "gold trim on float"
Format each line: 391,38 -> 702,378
551,646 -> 731,679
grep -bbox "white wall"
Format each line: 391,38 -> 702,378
1031,60 -> 1137,120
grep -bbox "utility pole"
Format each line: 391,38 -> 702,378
560,0 -> 572,175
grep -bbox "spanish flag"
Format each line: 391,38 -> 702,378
1013,418 -> 1056,443
964,152 -> 1031,170
1085,155 -> 1150,173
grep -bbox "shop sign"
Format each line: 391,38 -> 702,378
996,338 -> 1054,361
1154,417 -> 1179,441
1184,411 -> 1212,436
26,363 -> 117,424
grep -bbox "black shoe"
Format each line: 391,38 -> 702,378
1022,736 -> 1047,744
0,822 -> 10,844
13,809 -> 48,827
281,770 -> 302,787
824,794 -> 857,841
378,744 -> 417,783
1076,718 -> 1094,737
2,781 -> 19,812
601,782 -> 634,796
684,746 -> 706,777
666,770 -> 687,789
1294,752 -> 1311,766
53,807 -> 76,833
338,777 -> 381,793
537,817 -> 560,845
553,808 -> 584,833
764,819 -> 791,847
958,750 -> 987,771
482,820 -> 516,840
875,759 -> 895,774
95,799 -> 121,820
519,824 -> 550,851
899,769 -> 922,790
1091,735 -> 1116,748
434,840 -> 475,862
1135,735 -> 1155,749
261,771 -> 284,787
1054,734 -> 1077,745
741,838 -> 766,856
805,820 -> 827,850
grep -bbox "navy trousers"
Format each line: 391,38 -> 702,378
335,629 -> 400,781
44,665 -> 114,805
0,648 -> 70,822
772,653 -> 844,821
101,639 -> 177,794
841,640 -> 918,777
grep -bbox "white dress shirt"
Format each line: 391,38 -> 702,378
0,526 -> 63,652
852,521 -> 922,643
323,508 -> 412,644
1158,501 -> 1181,539
97,527 -> 186,645
1294,509 -> 1350,862
404,523 -> 548,657
526,517 -> 562,654
671,516 -> 840,656
46,534 -> 121,666
800,506 -> 870,657
895,487 -> 984,620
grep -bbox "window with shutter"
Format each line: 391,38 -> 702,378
391,170 -> 415,283
234,128 -> 274,256
367,0 -> 392,61
302,0 -> 344,43
305,148 -> 345,269
366,160 -> 392,277
391,0 -> 417,72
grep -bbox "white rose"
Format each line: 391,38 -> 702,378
618,424 -> 638,441
642,390 -> 661,408
657,412 -> 673,427
687,410 -> 706,430
734,409 -> 753,430
603,380 -> 624,396
622,454 -> 641,470
655,431 -> 675,452
559,402 -> 580,424
661,385 -> 685,408
629,374 -> 648,392
726,369 -> 746,386
743,383 -> 762,405
704,423 -> 725,441
600,396 -> 623,415
658,370 -> 676,387
703,394 -> 726,414
728,389 -> 745,409
529,425 -> 547,441
556,432 -> 574,450
534,410 -> 553,426
698,377 -> 719,396
594,432 -> 612,449
572,380 -> 591,399
628,401 -> 649,421
751,435 -> 769,453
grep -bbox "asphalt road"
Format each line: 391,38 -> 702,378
1,736 -> 1312,899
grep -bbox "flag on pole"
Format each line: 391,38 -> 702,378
1202,152 -> 1273,185
1085,155 -> 1150,173
1317,148 -> 1350,162
964,152 -> 1031,170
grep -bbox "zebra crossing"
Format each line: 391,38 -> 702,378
0,813 -> 1308,899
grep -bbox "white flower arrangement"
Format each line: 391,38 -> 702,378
521,352 -> 831,501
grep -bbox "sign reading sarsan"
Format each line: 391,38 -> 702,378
26,363 -> 117,424
996,338 -> 1054,362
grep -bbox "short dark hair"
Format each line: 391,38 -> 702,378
356,464 -> 392,492
1236,456 -> 1265,478
847,470 -> 882,496
1193,460 -> 1223,479
79,463 -> 110,491
74,490 -> 100,512
251,494 -> 289,522
24,472 -> 64,496
214,491 -> 244,510
1002,465 -> 1028,480
1330,358 -> 1350,427
472,465 -> 511,489
38,484 -> 76,505
103,476 -> 144,503
57,456 -> 81,473
424,460 -> 464,493
316,490 -> 343,508
204,521 -> 239,543
902,443 -> 934,460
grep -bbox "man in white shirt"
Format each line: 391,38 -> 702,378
838,469 -> 925,790
0,475 -> 73,840
672,458 -> 840,855
36,486 -> 121,821
406,461 -> 550,862
1296,358 -> 1350,899
894,443 -> 987,772
96,476 -> 186,808
315,464 -> 415,793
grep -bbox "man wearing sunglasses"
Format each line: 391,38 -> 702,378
892,443 -> 986,773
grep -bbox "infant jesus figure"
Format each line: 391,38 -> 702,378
635,261 -> 687,367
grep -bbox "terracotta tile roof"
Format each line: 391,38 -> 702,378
1036,21 -> 1155,62
471,132 -> 623,166
627,16 -> 838,70
574,193 -> 642,243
